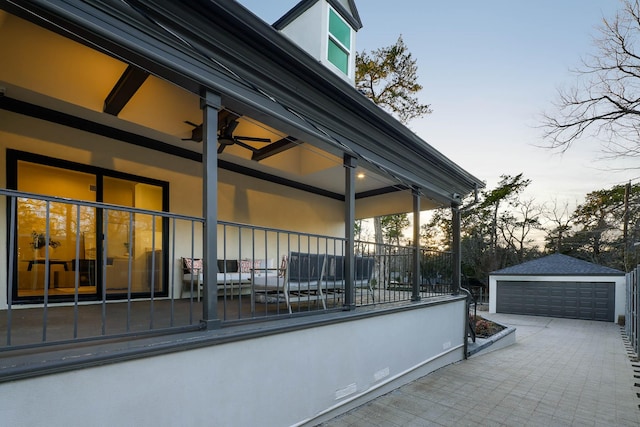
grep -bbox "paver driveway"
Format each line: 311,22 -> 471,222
318,313 -> 640,426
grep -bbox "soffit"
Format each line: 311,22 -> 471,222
0,8 -> 407,199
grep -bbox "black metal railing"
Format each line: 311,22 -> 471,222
1,188 -> 206,350
625,265 -> 640,358
1,189 -> 456,350
354,241 -> 454,305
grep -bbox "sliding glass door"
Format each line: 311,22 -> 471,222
11,151 -> 168,302
103,177 -> 164,295
15,161 -> 98,298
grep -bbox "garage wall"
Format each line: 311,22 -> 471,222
489,274 -> 626,323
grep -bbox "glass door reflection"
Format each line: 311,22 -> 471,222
16,162 -> 97,298
103,178 -> 164,295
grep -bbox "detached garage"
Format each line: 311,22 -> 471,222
489,254 -> 625,322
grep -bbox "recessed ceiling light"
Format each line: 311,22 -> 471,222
357,172 -> 365,179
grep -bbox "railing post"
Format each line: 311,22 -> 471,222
201,90 -> 222,329
636,265 -> 640,356
343,154 -> 356,310
411,188 -> 421,302
451,204 -> 461,295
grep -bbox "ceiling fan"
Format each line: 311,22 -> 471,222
216,118 -> 271,154
182,110 -> 297,161
182,116 -> 272,154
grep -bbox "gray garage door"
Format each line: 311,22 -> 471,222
496,281 -> 614,322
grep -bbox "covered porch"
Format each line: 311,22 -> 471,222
0,1 -> 483,425
0,1 -> 480,338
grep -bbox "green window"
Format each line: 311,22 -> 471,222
328,39 -> 349,74
329,9 -> 350,49
328,8 -> 351,75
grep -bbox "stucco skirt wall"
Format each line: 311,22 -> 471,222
0,299 -> 466,427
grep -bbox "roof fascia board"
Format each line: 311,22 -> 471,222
345,0 -> 362,28
491,273 -> 625,277
273,0 -> 362,30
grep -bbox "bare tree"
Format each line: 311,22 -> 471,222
498,198 -> 543,263
542,199 -> 575,253
542,0 -> 640,163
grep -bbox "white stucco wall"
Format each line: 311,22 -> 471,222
0,299 -> 466,427
279,1 -> 324,60
489,274 -> 626,322
278,1 -> 356,83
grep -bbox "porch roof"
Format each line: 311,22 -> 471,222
2,0 -> 484,206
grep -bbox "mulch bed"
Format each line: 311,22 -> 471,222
473,315 -> 506,338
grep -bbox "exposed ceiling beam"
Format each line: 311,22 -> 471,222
103,65 -> 149,116
1,95 -> 401,202
252,137 -> 298,161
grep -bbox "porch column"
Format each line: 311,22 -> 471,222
451,203 -> 461,296
343,154 -> 356,310
201,90 -> 222,329
411,188 -> 421,301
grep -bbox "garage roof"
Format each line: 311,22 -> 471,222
491,253 -> 624,276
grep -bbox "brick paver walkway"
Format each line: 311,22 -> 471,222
318,314 -> 640,426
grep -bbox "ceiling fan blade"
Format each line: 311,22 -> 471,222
251,137 -> 298,161
233,140 -> 258,152
234,136 -> 272,143
217,144 -> 226,154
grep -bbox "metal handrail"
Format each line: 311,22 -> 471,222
1,189 -> 457,350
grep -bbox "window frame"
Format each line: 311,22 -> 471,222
327,7 -> 352,76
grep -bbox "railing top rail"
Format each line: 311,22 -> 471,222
0,188 -> 203,223
354,239 -> 452,255
421,248 -> 453,255
218,220 -> 348,241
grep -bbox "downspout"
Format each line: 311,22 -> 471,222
452,186 -> 479,359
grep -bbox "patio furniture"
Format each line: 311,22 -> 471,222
323,255 -> 376,302
181,258 -> 254,301
251,252 -> 327,313
181,258 -> 204,301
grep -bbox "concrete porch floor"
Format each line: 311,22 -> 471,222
0,294 -> 315,349
317,313 -> 640,427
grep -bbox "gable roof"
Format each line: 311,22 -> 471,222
274,0 -> 363,30
490,253 -> 624,276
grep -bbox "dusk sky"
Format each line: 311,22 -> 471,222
237,0 -> 638,212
